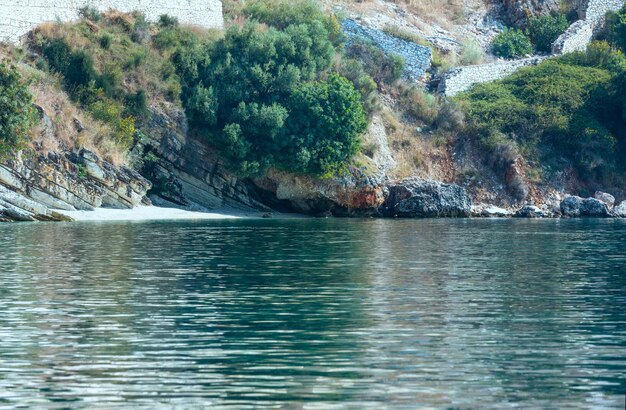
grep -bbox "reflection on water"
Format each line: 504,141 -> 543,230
0,219 -> 625,408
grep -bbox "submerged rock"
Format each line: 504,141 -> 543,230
382,178 -> 471,218
560,195 -> 611,217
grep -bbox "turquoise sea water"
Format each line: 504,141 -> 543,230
0,218 -> 625,408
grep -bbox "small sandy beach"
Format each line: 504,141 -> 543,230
56,206 -> 243,222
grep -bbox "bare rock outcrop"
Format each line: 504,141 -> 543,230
0,149 -> 151,222
500,0 -> 561,27
382,178 -> 472,218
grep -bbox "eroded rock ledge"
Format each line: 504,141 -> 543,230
0,149 -> 151,222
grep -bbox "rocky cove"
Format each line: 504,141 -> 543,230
1,102 -> 625,222
2,123 -> 625,221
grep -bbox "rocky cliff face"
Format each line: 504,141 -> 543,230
0,149 -> 151,221
500,0 -> 561,27
137,107 -> 270,213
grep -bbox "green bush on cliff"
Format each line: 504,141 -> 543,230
526,14 -> 569,53
243,0 -> 343,46
492,28 -> 533,58
606,4 -> 626,52
0,62 -> 36,158
459,49 -> 626,177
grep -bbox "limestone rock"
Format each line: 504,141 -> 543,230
502,0 -> 560,27
139,109 -> 269,212
472,204 -> 512,217
594,191 -> 615,208
252,167 -> 385,217
382,178 -> 471,218
614,201 -> 626,218
560,195 -> 611,217
0,148 -> 151,222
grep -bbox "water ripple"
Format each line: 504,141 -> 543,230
0,219 -> 624,408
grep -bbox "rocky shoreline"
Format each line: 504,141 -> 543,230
1,150 -> 624,222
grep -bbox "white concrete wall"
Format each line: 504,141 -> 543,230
0,0 -> 223,43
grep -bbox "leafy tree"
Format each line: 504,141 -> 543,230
492,28 -> 533,59
0,62 -> 35,158
175,19 -> 363,175
526,14 -> 569,53
285,74 -> 367,174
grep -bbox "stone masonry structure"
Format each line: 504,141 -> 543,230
437,56 -> 547,96
342,19 -> 432,81
0,0 -> 224,43
553,0 -> 624,54
440,0 -> 625,96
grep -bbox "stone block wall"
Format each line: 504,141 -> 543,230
553,0 -> 624,53
341,19 -> 432,81
438,57 -> 547,96
0,0 -> 224,43
580,0 -> 624,22
439,0 -> 624,96
552,20 -> 595,54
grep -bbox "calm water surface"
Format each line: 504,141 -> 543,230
0,218 -> 625,409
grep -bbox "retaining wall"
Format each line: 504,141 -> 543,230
0,0 -> 224,43
341,19 -> 432,81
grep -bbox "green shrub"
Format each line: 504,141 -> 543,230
131,13 -> 150,44
526,14 -> 569,53
124,90 -> 148,117
78,6 -> 101,22
398,85 -> 441,125
459,57 -> 622,175
606,5 -> 626,52
492,28 -> 533,58
99,33 -> 113,49
243,0 -> 343,46
335,58 -> 380,115
175,13 -> 366,175
560,41 -> 626,72
431,48 -> 458,72
0,62 -> 36,158
285,74 -> 367,174
115,116 -> 136,150
158,14 -> 179,28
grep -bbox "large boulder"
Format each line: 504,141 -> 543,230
560,195 -> 611,217
252,167 -> 385,217
382,178 -> 471,218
